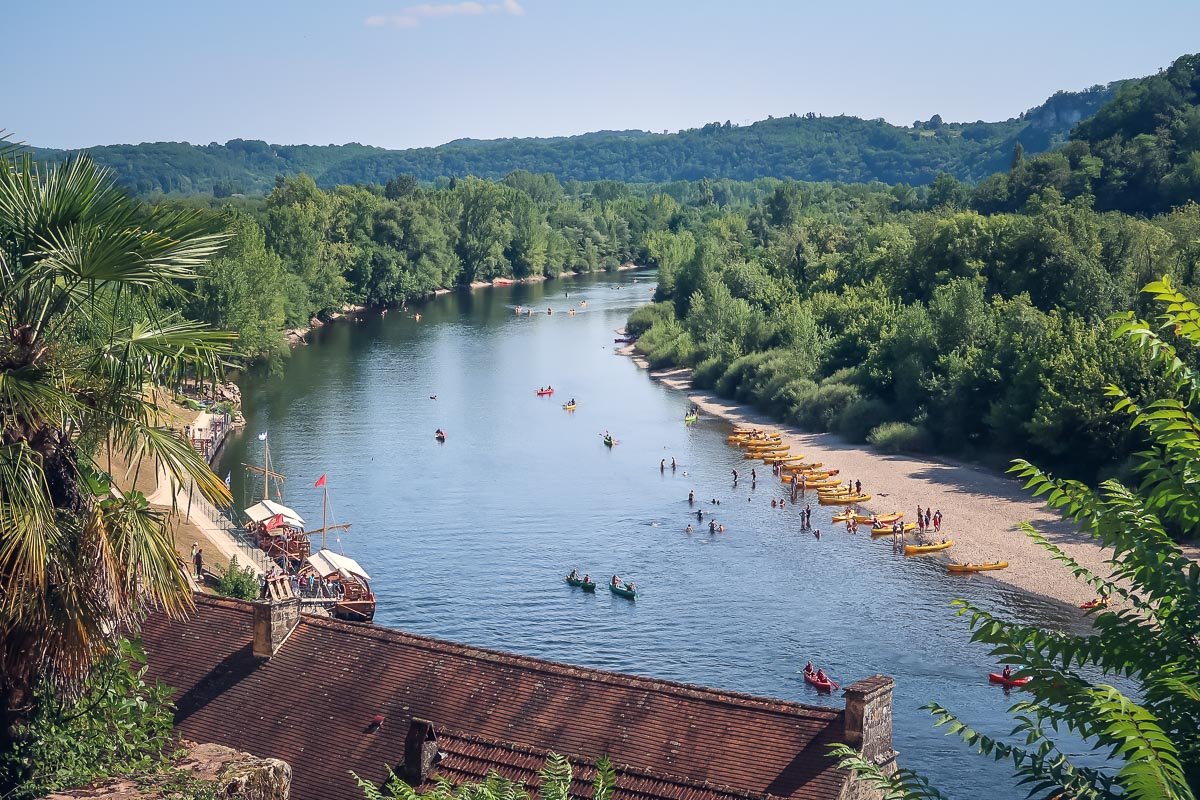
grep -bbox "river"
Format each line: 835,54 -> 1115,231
218,270 -> 1091,799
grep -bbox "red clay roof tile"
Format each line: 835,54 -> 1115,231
139,595 -> 850,800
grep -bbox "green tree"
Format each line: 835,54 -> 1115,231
833,277 -> 1200,799
0,154 -> 232,761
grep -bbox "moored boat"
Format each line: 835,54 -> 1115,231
904,539 -> 954,555
947,561 -> 1008,573
871,522 -> 917,536
300,548 -> 376,622
819,493 -> 871,505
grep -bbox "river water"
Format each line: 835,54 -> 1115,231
218,271 -> 1089,799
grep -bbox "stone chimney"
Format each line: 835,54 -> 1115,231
842,675 -> 897,769
252,578 -> 301,659
400,718 -> 439,785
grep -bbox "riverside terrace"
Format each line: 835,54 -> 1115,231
139,586 -> 899,800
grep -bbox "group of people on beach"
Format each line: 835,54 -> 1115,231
916,505 -> 943,534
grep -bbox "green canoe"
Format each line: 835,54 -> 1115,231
566,576 -> 597,592
684,414 -> 698,423
609,583 -> 637,599
603,436 -> 614,447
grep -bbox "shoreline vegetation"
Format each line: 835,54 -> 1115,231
620,342 -> 1199,607
283,263 -> 643,345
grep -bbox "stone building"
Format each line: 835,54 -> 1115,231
138,591 -> 897,800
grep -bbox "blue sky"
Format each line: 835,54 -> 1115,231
10,0 -> 1200,150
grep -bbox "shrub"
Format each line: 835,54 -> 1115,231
867,421 -> 930,453
799,381 -> 860,430
215,556 -> 259,601
837,397 -> 893,442
691,356 -> 727,388
625,302 -> 675,336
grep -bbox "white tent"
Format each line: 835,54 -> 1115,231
305,548 -> 371,581
243,499 -> 306,529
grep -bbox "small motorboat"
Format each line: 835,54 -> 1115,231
536,388 -> 555,396
989,672 -> 1032,688
610,582 -> 637,599
947,561 -> 1008,573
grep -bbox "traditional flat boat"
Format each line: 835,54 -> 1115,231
301,549 -> 375,622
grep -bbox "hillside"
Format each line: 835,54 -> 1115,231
31,84 -> 1117,196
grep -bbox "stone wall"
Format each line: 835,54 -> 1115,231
42,741 -> 291,800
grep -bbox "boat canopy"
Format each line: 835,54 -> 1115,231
243,499 -> 306,528
306,549 -> 371,581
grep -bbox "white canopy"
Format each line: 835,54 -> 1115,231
243,499 -> 306,528
306,548 -> 371,581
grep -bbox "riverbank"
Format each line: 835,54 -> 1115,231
285,267 -> 644,345
621,346 -> 1196,607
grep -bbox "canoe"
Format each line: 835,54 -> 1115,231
610,583 -> 637,599
1080,598 -> 1109,610
562,403 -> 577,411
536,389 -> 555,396
904,539 -> 954,555
684,414 -> 698,423
947,561 -> 1008,573
803,671 -> 835,693
603,437 -> 614,448
989,672 -> 1032,688
871,523 -> 917,536
566,575 -> 582,587
582,581 -> 596,593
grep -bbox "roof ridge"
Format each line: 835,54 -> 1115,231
188,595 -> 838,721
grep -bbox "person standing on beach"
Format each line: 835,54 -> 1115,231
934,509 -> 942,532
855,479 -> 862,495
925,508 -> 932,530
917,505 -> 924,533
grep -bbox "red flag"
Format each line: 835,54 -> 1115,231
263,513 -> 285,532
314,474 -> 326,488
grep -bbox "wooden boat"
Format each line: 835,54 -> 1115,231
989,672 -> 1032,688
610,582 -> 637,599
535,388 -> 555,396
904,539 -> 954,555
803,670 -> 835,693
871,523 -> 917,536
947,561 -> 1008,573
562,403 -> 577,411
242,438 -> 311,570
296,479 -> 375,622
301,548 -> 375,622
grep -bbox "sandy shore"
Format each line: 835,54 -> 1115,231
622,348 -> 1198,607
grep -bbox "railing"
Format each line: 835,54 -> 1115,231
181,482 -> 273,575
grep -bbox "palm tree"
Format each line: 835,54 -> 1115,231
0,149 -> 234,750
356,753 -> 617,800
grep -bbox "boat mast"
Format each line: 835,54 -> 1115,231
322,483 -> 328,550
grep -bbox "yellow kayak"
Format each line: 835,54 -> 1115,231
819,493 -> 871,505
904,540 -> 954,555
781,475 -> 840,487
871,522 -> 917,536
947,561 -> 1008,573
744,443 -> 788,452
562,403 -> 577,411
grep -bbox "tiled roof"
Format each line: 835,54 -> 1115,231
140,595 -> 850,800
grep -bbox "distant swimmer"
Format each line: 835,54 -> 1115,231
686,524 -> 693,533
688,490 -> 695,505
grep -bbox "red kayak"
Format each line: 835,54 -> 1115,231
535,389 -> 554,396
803,671 -> 836,693
1080,598 -> 1108,610
989,672 -> 1031,688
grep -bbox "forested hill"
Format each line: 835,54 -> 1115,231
31,83 -> 1116,196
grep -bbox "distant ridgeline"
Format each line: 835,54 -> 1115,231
31,84 -> 1117,196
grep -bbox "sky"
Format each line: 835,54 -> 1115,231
10,0 -> 1200,151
